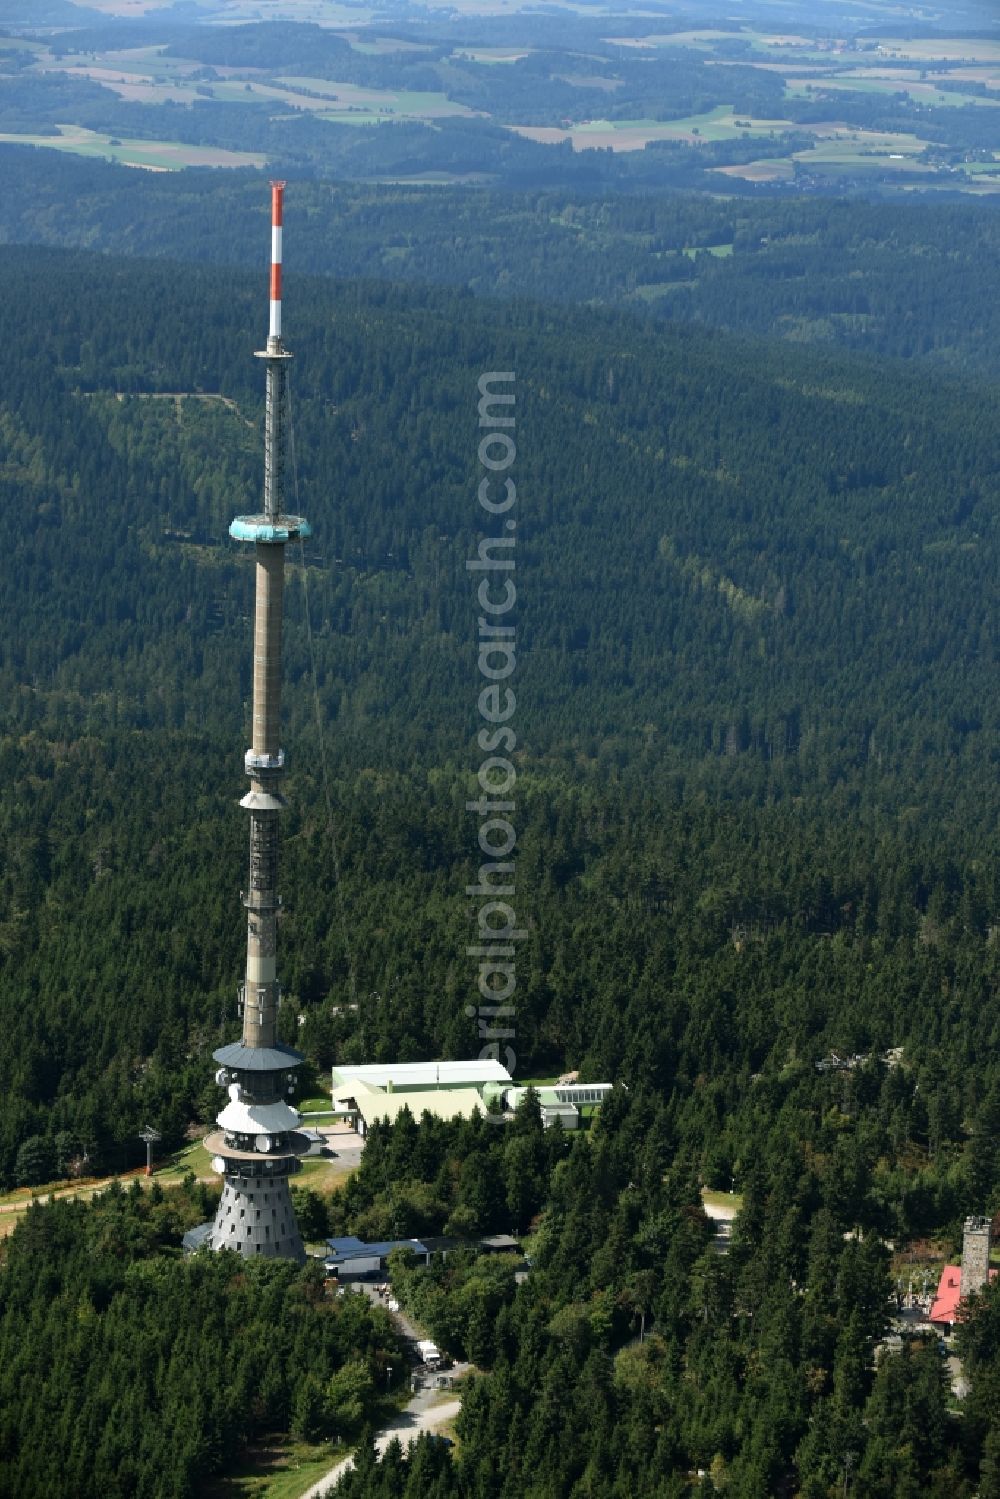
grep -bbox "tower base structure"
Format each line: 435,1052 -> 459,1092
201,1039 -> 309,1262
210,1167 -> 305,1261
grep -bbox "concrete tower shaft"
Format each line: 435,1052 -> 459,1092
252,547 -> 285,758
233,181 -> 308,1060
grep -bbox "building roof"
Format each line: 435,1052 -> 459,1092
324,1235 -> 428,1265
214,1041 -> 303,1072
216,1097 -> 301,1135
479,1233 -> 521,1252
351,1087 -> 487,1129
505,1083 -> 614,1107
332,1059 -> 513,1090
182,1222 -> 213,1253
929,1263 -> 998,1325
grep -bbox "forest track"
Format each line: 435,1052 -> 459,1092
299,1396 -> 462,1499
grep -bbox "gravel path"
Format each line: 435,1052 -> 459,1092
300,1394 -> 462,1499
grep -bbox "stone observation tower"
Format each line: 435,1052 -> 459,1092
961,1214 -> 993,1299
202,182 -> 311,1260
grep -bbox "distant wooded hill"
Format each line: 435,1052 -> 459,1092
1,151 -> 1000,377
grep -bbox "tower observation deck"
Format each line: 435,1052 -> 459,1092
203,183 -> 311,1261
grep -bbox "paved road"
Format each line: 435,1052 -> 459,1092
354,1280 -> 426,1343
299,1392 -> 462,1499
313,1124 -> 366,1171
299,1282 -> 470,1497
947,1353 -> 970,1400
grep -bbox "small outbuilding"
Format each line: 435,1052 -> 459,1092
323,1235 -> 431,1277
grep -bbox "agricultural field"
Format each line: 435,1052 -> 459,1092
1,4 -> 998,190
0,123 -> 265,168
513,105 -> 809,152
617,26 -> 1000,119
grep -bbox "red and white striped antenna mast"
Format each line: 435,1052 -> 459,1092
269,179 -> 284,347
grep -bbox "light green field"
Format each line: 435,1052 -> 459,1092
713,158 -> 796,182
683,243 -> 734,259
98,46 -> 212,78
513,106 -> 812,154
796,131 -> 928,171
603,30 -> 746,50
342,34 -> 435,55
204,0 -> 375,22
715,121 -> 938,185
71,0 -> 171,13
0,125 -> 265,170
374,172 -> 493,185
628,280 -> 697,301
604,29 -> 815,53
273,77 -> 477,119
451,48 -> 531,64
873,37 -> 1000,64
787,75 -> 1000,108
329,89 -> 475,119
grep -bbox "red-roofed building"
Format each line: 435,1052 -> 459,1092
929,1264 -> 997,1328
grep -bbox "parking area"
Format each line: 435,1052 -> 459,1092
349,1279 -> 468,1388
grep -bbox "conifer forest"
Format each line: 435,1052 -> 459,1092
3,0 -> 1000,1494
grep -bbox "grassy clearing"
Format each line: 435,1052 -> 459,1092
604,30 -> 738,50
154,1141 -> 214,1183
0,1127 -> 360,1238
277,76 -> 387,100
0,1145 -> 209,1236
323,93 -> 475,120
0,1209 -> 28,1239
714,158 -> 795,182
271,77 -> 477,120
452,48 -> 531,63
297,1095 -> 334,1115
298,1155 -> 358,1191
0,1167 -> 146,1213
702,1188 -> 744,1213
343,34 -> 436,55
202,1435 -> 348,1499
